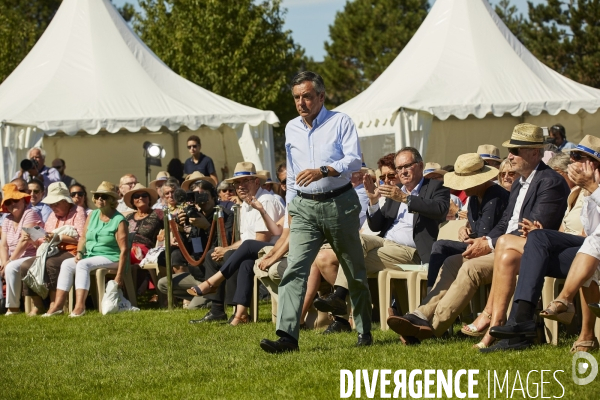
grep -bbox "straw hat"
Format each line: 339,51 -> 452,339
1,183 -> 31,212
225,162 -> 261,183
123,183 -> 159,209
423,162 -> 447,178
502,123 -> 545,148
149,171 -> 170,189
257,170 -> 279,188
43,182 -> 74,205
181,171 -> 215,191
443,154 -> 499,190
564,135 -> 600,162
477,144 -> 502,161
90,181 -> 119,199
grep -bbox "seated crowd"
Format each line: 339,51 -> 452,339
2,124 -> 600,356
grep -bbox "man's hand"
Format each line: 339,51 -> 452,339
258,254 -> 276,271
211,246 -> 227,261
568,160 -> 600,193
457,210 -> 468,220
462,237 -> 492,259
378,184 -> 407,203
296,169 -> 323,187
363,174 -> 380,205
519,218 -> 543,237
458,226 -> 472,242
447,201 -> 459,220
175,210 -> 186,226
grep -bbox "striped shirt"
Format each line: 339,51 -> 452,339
2,208 -> 44,258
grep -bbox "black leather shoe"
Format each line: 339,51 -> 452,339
189,311 -> 227,324
313,293 -> 347,316
356,332 -> 373,347
488,320 -> 536,339
387,313 -> 434,340
323,319 -> 352,334
260,337 -> 299,354
479,338 -> 533,353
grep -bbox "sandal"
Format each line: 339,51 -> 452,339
473,339 -> 496,349
461,311 -> 491,337
186,281 -> 218,297
539,299 -> 575,324
229,314 -> 250,326
570,338 -> 600,354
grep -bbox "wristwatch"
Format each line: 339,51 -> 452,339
320,166 -> 329,177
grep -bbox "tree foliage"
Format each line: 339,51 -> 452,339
0,0 -> 61,83
496,0 -> 600,88
315,0 -> 429,107
133,0 -> 305,128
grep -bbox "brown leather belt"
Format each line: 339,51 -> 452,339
296,182 -> 352,201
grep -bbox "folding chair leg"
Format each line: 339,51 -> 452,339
251,275 -> 259,322
377,271 -> 389,331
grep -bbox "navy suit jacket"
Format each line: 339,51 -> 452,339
367,178 -> 450,263
487,162 -> 569,246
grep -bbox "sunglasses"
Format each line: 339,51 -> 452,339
508,148 -> 521,156
379,173 -> 397,181
132,192 -> 150,200
187,145 -> 198,149
93,193 -> 110,201
220,189 -> 235,193
70,191 -> 85,197
121,182 -> 137,187
501,171 -> 517,178
27,189 -> 41,195
570,152 -> 594,162
3,199 -> 18,207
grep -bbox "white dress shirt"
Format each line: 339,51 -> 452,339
367,178 -> 424,248
239,187 -> 286,244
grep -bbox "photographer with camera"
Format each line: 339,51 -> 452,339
157,172 -> 233,309
13,147 -> 60,189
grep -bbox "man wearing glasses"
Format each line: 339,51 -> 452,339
51,158 -> 77,188
183,135 -> 218,185
388,123 -> 570,346
116,174 -> 138,215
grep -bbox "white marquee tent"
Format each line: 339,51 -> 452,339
336,0 -> 600,168
0,0 -> 279,188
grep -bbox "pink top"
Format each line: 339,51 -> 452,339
2,208 -> 44,258
44,204 -> 87,239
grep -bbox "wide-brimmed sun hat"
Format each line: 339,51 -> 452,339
257,170 -> 279,188
444,153 -> 499,190
43,182 -> 73,205
1,183 -> 31,212
181,171 -> 215,191
225,162 -> 262,183
423,162 -> 447,178
502,123 -> 545,148
123,183 -> 158,209
477,144 -> 502,162
90,181 -> 119,199
149,171 -> 170,190
564,135 -> 600,162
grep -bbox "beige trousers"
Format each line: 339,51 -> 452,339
416,253 -> 495,337
334,234 -> 420,288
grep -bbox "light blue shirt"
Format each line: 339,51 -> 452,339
31,202 -> 52,223
354,184 -> 369,226
285,106 -> 362,204
558,140 -> 577,151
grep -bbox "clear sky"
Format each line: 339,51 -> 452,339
112,0 -> 545,62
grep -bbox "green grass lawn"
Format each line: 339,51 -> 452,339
1,302 -> 599,399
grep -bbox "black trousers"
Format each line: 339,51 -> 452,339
221,240 -> 268,307
513,230 -> 584,306
427,240 -> 469,287
203,249 -> 235,305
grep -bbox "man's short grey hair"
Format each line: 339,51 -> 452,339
28,146 -> 46,158
291,71 -> 325,95
217,181 -> 233,191
396,147 -> 424,164
163,177 -> 180,191
547,152 -> 570,172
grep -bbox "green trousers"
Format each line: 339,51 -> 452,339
276,188 -> 372,340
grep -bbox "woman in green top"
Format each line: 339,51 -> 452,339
45,182 -> 128,317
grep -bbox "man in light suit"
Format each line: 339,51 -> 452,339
388,123 -> 570,344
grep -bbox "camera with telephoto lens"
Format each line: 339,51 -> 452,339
20,158 -> 38,171
182,191 -> 209,225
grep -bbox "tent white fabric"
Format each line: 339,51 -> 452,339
0,0 -> 279,186
335,0 -> 600,167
